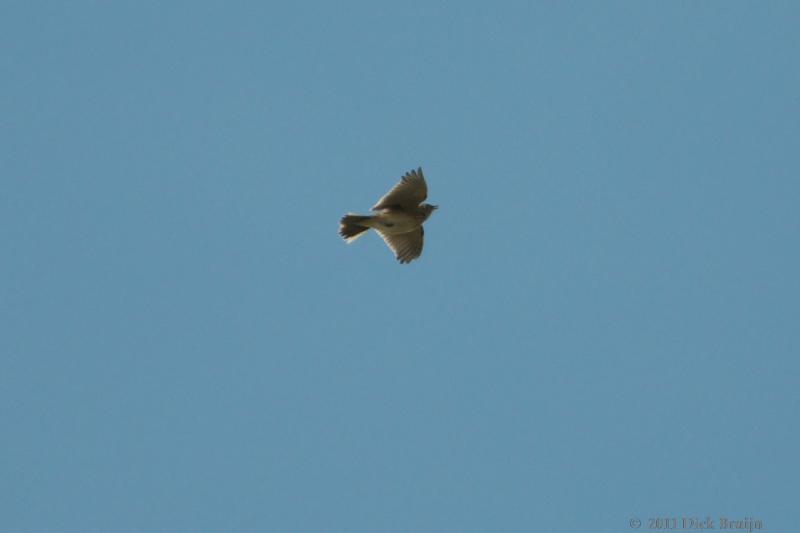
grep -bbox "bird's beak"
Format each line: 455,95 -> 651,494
432,205 -> 439,210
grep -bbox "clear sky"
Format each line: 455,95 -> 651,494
2,2 -> 798,532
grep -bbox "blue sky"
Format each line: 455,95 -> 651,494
2,2 -> 798,532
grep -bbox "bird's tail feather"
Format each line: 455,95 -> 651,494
339,214 -> 372,242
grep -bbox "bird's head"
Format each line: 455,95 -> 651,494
421,203 -> 438,220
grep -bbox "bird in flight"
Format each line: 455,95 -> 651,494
339,167 -> 438,264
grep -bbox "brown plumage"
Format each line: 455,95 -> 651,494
339,167 -> 438,264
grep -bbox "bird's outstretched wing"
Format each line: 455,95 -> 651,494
371,167 -> 428,211
376,227 -> 424,264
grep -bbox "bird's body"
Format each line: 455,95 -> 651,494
339,167 -> 437,263
343,208 -> 430,237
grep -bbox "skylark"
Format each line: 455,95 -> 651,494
339,167 -> 438,264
